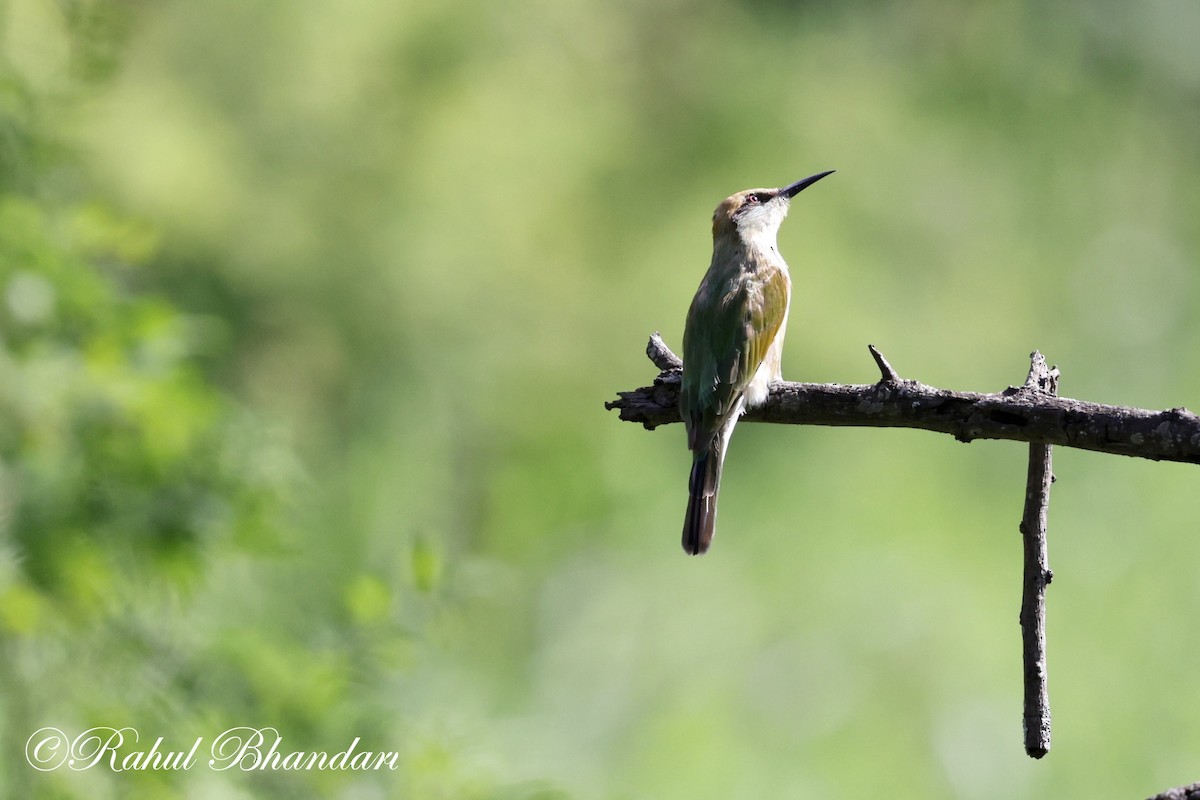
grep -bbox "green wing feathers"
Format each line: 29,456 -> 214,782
738,270 -> 787,392
680,261 -> 789,450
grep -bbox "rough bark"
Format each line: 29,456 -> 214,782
606,334 -> 1200,465
1148,783 -> 1200,800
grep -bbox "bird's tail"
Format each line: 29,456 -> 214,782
682,444 -> 722,555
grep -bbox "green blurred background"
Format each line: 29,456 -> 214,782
1,0 -> 1199,797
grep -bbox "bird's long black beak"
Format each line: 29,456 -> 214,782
781,170 -> 835,199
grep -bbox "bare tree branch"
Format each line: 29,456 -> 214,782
1019,352 -> 1057,759
1147,783 -> 1200,800
611,335 -> 1200,784
607,334 -> 1200,465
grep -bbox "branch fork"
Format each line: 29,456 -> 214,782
608,335 -> 1200,775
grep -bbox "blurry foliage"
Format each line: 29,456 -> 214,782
1,0 -> 1200,798
0,27 -> 303,800
0,197 -> 276,595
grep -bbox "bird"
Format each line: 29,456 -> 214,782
679,170 -> 835,555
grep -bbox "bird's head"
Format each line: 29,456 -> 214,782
712,170 -> 835,246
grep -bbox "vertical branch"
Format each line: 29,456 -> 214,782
1019,352 -> 1058,759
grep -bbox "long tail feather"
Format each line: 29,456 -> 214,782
682,445 -> 722,555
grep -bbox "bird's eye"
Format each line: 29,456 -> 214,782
744,194 -> 760,206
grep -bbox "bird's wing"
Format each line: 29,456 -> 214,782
735,266 -> 788,391
681,264 -> 788,450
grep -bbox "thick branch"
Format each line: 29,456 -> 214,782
606,335 -> 1200,465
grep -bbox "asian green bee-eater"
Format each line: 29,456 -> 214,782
680,170 -> 835,555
